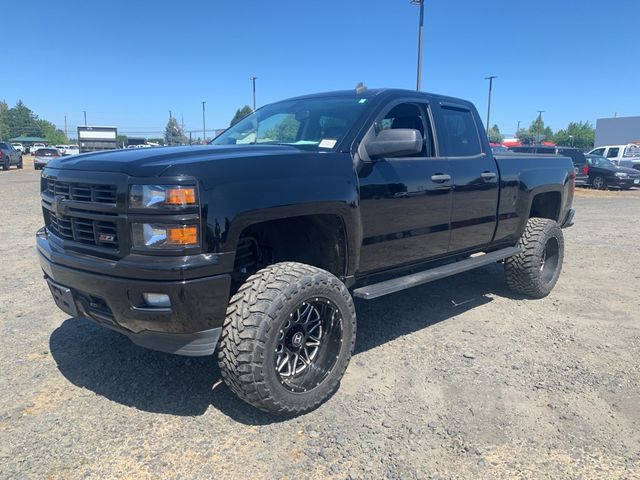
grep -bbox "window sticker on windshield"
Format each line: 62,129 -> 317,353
319,139 -> 337,149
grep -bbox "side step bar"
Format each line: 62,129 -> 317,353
352,246 -> 522,300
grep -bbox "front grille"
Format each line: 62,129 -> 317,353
44,210 -> 119,249
44,177 -> 117,204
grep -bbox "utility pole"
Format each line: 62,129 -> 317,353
517,120 -> 521,136
181,113 -> 184,132
169,110 -> 172,120
202,101 -> 206,144
410,0 -> 425,91
251,76 -> 258,111
485,76 -> 497,133
82,111 -> 87,126
536,110 -> 545,143
189,131 -> 192,145
64,113 -> 68,138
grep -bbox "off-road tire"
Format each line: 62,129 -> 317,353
2,159 -> 8,170
505,217 -> 564,298
17,157 -> 23,169
217,262 -> 357,416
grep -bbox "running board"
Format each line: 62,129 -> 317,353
352,246 -> 521,300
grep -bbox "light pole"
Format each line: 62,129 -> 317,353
251,76 -> 258,111
568,135 -> 574,147
485,75 -> 497,133
410,0 -> 425,91
201,101 -> 206,144
516,120 -> 521,138
536,110 -> 545,143
169,110 -> 172,120
82,111 -> 87,125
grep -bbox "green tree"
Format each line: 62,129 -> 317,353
164,117 -> 187,145
263,116 -> 299,143
517,117 -> 554,144
0,100 -> 9,140
6,100 -> 42,138
230,105 -> 253,126
553,121 -> 594,149
116,135 -> 128,148
488,124 -> 504,144
36,119 -> 68,144
147,137 -> 165,145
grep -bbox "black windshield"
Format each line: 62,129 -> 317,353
211,96 -> 370,151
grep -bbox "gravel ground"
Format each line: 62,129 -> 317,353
1,159 -> 639,479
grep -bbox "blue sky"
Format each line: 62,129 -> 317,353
3,0 -> 639,138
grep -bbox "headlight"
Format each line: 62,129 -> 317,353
129,185 -> 197,209
614,172 -> 628,178
131,223 -> 199,249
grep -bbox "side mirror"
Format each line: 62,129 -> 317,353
364,128 -> 422,159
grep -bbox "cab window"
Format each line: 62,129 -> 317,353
440,106 -> 482,157
377,103 -> 433,157
606,147 -> 619,158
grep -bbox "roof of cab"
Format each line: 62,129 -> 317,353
283,88 -> 470,106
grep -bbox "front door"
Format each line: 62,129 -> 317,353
357,101 -> 452,273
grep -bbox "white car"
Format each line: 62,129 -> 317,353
65,144 -> 80,155
54,145 -> 80,156
588,144 -> 640,169
11,143 -> 25,153
30,143 -> 47,155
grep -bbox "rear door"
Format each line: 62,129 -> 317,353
357,100 -> 452,272
436,102 -> 499,251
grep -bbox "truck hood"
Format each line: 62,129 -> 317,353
45,145 -> 307,177
602,165 -> 640,175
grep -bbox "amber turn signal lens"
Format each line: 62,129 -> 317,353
167,226 -> 198,245
165,187 -> 196,206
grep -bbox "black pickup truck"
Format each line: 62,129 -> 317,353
37,88 -> 575,415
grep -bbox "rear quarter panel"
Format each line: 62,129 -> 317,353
494,154 -> 574,244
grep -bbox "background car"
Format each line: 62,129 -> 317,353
33,147 -> 61,170
11,142 -> 25,154
490,144 -> 509,154
585,154 -> 640,190
63,144 -> 80,155
30,143 -> 47,156
588,144 -> 640,170
509,145 -> 589,186
0,142 -> 23,170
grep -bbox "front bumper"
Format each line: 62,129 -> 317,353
38,231 -> 231,356
608,177 -> 640,188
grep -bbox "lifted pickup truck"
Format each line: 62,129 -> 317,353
37,88 -> 575,415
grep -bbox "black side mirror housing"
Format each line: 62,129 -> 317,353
364,129 -> 422,159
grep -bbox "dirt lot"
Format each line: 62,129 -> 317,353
1,159 -> 639,479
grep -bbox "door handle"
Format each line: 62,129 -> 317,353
481,171 -> 497,180
430,174 -> 451,183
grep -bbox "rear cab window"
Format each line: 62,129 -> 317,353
37,149 -> 60,157
439,105 -> 482,157
559,149 -> 586,166
535,147 -> 556,154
